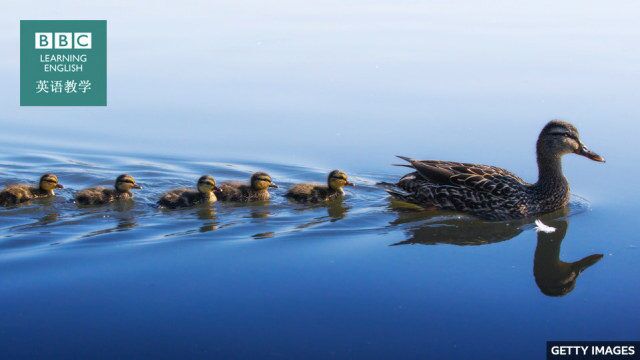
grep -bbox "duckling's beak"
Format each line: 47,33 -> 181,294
345,181 -> 355,187
213,186 -> 221,192
577,143 -> 605,163
269,183 -> 278,188
56,184 -> 64,189
133,184 -> 142,189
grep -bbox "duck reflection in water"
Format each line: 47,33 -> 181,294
294,199 -> 350,222
326,200 -> 349,221
534,218 -> 603,296
80,202 -> 138,239
290,200 -> 351,232
197,207 -> 218,233
250,206 -> 271,219
391,207 -> 603,296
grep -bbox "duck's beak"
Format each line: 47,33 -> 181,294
269,183 -> 278,188
133,184 -> 142,189
56,184 -> 64,189
345,181 -> 355,187
213,186 -> 221,192
577,143 -> 605,163
572,254 -> 604,274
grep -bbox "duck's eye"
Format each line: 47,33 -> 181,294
564,133 -> 579,141
549,131 -> 578,142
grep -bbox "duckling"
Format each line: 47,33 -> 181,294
158,175 -> 219,209
285,170 -> 354,203
0,173 -> 63,206
75,174 -> 141,206
215,172 -> 277,202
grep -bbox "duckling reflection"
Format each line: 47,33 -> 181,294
6,211 -> 60,233
79,203 -> 138,239
81,215 -> 137,239
287,201 -> 351,232
114,216 -> 137,232
291,199 -> 350,222
391,208 -> 603,296
534,218 -> 603,296
197,207 -> 218,233
326,200 -> 349,221
38,212 -> 59,225
250,207 -> 271,219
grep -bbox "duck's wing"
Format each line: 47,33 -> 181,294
396,156 -> 528,197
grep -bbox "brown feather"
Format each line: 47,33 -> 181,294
215,182 -> 270,202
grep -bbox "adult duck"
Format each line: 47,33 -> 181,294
388,120 -> 604,220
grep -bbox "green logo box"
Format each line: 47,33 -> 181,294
20,20 -> 107,106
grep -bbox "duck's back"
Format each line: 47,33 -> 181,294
158,188 -> 202,208
75,187 -> 117,205
392,159 -> 532,220
216,182 -> 244,201
0,184 -> 36,205
286,183 -> 337,203
216,182 -> 269,202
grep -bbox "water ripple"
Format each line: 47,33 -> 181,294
0,149 -> 592,255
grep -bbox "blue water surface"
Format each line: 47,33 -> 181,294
0,1 -> 638,358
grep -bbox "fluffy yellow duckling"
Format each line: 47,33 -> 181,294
158,175 -> 219,209
0,173 -> 63,206
285,170 -> 354,203
215,172 -> 277,202
75,174 -> 141,206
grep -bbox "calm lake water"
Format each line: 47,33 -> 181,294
1,1 -> 639,359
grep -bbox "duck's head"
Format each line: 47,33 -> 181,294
537,120 -> 605,162
327,170 -> 354,191
197,175 -> 219,194
39,173 -> 63,191
251,172 -> 277,190
533,218 -> 604,297
115,174 -> 142,192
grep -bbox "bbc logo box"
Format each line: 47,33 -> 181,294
35,32 -> 92,49
20,20 -> 106,106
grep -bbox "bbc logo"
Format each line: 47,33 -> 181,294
35,32 -> 92,49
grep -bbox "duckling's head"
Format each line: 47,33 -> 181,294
115,174 -> 142,192
197,175 -> 219,194
39,173 -> 63,191
250,172 -> 277,190
327,170 -> 354,191
538,120 -> 605,162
